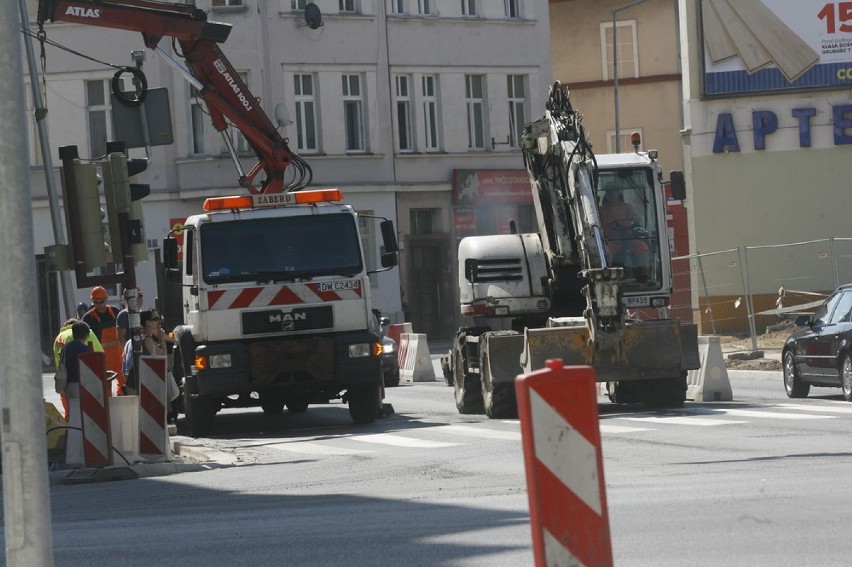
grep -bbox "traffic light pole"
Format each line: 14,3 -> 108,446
0,2 -> 54,564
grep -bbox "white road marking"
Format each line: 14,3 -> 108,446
266,442 -> 372,455
774,402 -> 852,414
346,433 -> 462,448
439,424 -> 521,441
600,424 -> 654,433
717,408 -> 835,420
620,416 -> 745,426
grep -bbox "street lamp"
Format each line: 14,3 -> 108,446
613,0 -> 651,153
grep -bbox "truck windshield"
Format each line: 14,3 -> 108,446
596,167 -> 661,290
200,213 -> 363,284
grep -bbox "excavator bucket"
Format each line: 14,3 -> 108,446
521,319 -> 699,382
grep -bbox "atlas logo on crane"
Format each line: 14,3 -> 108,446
213,59 -> 254,112
65,6 -> 99,17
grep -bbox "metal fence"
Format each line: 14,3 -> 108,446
670,238 -> 852,353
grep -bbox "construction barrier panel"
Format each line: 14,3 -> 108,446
77,351 -> 114,468
399,333 -> 435,382
686,336 -> 733,402
387,322 -> 412,350
516,359 -> 613,567
110,396 -> 140,464
138,355 -> 170,461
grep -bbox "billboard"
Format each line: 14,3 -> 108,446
701,0 -> 852,96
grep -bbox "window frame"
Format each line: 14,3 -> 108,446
342,73 -> 366,152
294,73 -> 319,153
461,0 -> 476,17
422,75 -> 440,152
507,74 -> 526,148
504,0 -> 520,19
85,78 -> 112,159
189,85 -> 206,155
394,75 -> 413,153
601,20 -> 639,81
465,74 -> 485,151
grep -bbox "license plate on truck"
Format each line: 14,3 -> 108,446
317,280 -> 360,292
624,295 -> 650,308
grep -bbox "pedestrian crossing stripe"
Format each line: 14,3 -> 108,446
718,408 -> 835,420
775,403 -> 852,414
347,433 -> 461,448
266,441 -> 373,455
620,416 -> 746,426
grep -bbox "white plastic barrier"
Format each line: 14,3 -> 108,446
110,396 -> 140,464
686,336 -> 733,402
399,333 -> 435,382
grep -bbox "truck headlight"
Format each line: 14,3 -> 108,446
349,343 -> 372,358
382,342 -> 396,354
209,354 -> 232,369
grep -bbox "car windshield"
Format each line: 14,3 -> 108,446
200,213 -> 363,284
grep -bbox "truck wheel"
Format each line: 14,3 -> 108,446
453,346 -> 485,414
348,385 -> 381,424
260,392 -> 286,415
184,390 -> 219,437
286,395 -> 309,413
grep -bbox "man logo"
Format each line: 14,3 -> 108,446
268,311 -> 307,331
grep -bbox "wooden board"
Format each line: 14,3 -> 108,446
728,0 -> 819,82
709,0 -> 772,73
702,0 -> 738,64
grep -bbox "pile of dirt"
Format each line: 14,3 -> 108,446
718,320 -> 795,372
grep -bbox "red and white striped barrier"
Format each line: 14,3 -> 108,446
399,332 -> 434,382
77,351 -> 113,468
138,355 -> 170,461
387,322 -> 412,349
515,359 -> 612,567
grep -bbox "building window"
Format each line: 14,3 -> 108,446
422,75 -> 440,151
465,74 -> 485,150
505,0 -> 520,18
212,0 -> 243,6
605,127 -> 643,154
418,0 -> 431,15
342,74 -> 365,152
294,73 -> 318,152
189,85 -> 205,155
339,0 -> 357,13
86,79 -> 111,158
507,74 -> 526,148
291,0 -> 307,9
411,208 -> 441,235
461,0 -> 476,16
394,75 -> 413,152
601,20 -> 639,81
390,0 -> 404,15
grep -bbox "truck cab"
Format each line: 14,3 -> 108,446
163,189 -> 398,436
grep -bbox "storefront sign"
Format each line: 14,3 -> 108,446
452,169 -> 531,205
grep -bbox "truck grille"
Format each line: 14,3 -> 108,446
242,305 -> 334,336
473,258 -> 523,282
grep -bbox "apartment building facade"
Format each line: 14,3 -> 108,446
24,0 -> 552,340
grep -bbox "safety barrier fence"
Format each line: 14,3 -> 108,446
670,237 -> 852,354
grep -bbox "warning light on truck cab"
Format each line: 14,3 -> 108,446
203,188 -> 344,211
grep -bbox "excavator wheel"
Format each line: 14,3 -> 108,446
639,374 -> 687,409
453,341 -> 484,414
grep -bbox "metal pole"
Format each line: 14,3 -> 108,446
19,0 -> 76,321
739,246 -> 759,352
1,2 -> 54,564
696,254 -> 717,335
612,0 -> 651,154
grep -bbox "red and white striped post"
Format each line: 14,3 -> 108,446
77,351 -> 113,468
138,355 -> 169,461
515,359 -> 612,567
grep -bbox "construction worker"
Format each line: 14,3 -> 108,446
115,286 -> 143,395
82,286 -> 124,396
599,184 -> 651,281
53,318 -> 103,419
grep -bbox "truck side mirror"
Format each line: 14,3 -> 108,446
669,170 -> 685,200
163,236 -> 181,284
379,219 -> 398,268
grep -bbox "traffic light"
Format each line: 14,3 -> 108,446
102,145 -> 150,265
60,159 -> 107,270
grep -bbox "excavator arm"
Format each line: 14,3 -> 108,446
522,83 -> 624,346
38,0 -> 311,193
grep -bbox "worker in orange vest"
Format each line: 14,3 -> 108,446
82,286 -> 124,395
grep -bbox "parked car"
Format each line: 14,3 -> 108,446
782,284 -> 852,400
372,312 -> 400,387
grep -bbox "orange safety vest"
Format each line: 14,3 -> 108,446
85,307 -> 125,394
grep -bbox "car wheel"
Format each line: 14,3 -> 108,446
842,355 -> 852,402
783,350 -> 810,398
384,368 -> 401,388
